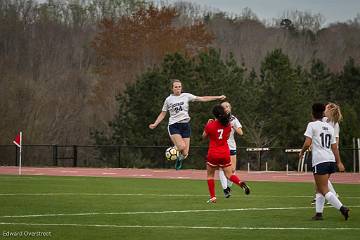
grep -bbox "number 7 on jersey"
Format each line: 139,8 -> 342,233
217,129 -> 224,139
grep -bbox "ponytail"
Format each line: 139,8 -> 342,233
212,104 -> 230,126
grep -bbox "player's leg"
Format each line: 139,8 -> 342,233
313,191 -> 325,220
206,164 -> 217,203
328,180 -> 338,197
227,151 -> 237,188
176,122 -> 191,157
324,180 -> 339,205
169,134 -> 186,152
169,134 -> 186,170
219,169 -> 231,198
173,137 -> 189,170
173,123 -> 191,170
182,137 -> 190,158
313,173 -> 329,220
314,167 -> 349,220
223,165 -> 250,195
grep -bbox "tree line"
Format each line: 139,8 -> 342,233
93,48 -> 360,148
1,0 -> 359,152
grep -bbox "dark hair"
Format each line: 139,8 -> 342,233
212,104 -> 230,126
312,103 -> 325,120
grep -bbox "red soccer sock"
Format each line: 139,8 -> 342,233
229,175 -> 241,186
207,179 -> 215,198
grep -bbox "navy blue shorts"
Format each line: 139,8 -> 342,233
230,150 -> 237,156
168,122 -> 191,138
312,162 -> 336,175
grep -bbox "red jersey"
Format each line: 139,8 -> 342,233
204,120 -> 231,167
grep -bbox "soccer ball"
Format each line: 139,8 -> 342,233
165,147 -> 179,161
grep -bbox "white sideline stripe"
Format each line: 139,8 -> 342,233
0,193 -> 360,199
1,206 -> 360,218
0,222 -> 359,230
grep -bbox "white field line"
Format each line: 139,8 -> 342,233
0,222 -> 359,231
1,206 -> 359,218
0,193 -> 360,199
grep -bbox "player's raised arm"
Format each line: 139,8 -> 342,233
195,95 -> 226,102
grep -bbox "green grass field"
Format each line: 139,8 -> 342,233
0,175 -> 359,239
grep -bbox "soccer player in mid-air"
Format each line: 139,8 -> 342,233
149,79 -> 225,170
203,104 -> 250,203
299,103 -> 349,220
218,101 -> 243,198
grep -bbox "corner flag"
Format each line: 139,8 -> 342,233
13,132 -> 22,148
13,131 -> 23,175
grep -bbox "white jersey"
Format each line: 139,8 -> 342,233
304,120 -> 337,167
228,115 -> 242,150
322,117 -> 340,138
162,93 -> 197,125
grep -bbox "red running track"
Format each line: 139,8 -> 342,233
0,166 -> 359,184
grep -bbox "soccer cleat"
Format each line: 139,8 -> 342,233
175,155 -> 184,170
311,198 -> 316,205
340,206 -> 350,221
207,197 -> 217,203
312,213 -> 324,220
240,181 -> 250,195
223,187 -> 231,198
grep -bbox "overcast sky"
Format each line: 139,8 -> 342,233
156,0 -> 360,26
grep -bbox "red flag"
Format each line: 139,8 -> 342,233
13,132 -> 22,148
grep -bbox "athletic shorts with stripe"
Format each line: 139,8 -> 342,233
206,153 -> 231,168
312,161 -> 336,175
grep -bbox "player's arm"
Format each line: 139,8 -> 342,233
331,142 -> 345,172
202,130 -> 208,139
149,111 -> 167,129
202,119 -> 213,139
235,127 -> 243,136
195,95 -> 226,102
299,137 -> 312,160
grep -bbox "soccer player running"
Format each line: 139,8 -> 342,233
311,102 -> 343,204
149,79 -> 225,170
299,103 -> 349,220
202,104 -> 250,203
218,101 -> 243,198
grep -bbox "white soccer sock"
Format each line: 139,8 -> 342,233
327,180 -> 337,196
219,170 -> 228,190
315,193 -> 325,213
325,192 -> 342,210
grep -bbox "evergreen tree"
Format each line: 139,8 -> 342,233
258,49 -> 308,147
336,58 -> 360,147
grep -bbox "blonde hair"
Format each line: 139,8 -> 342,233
326,102 -> 343,123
